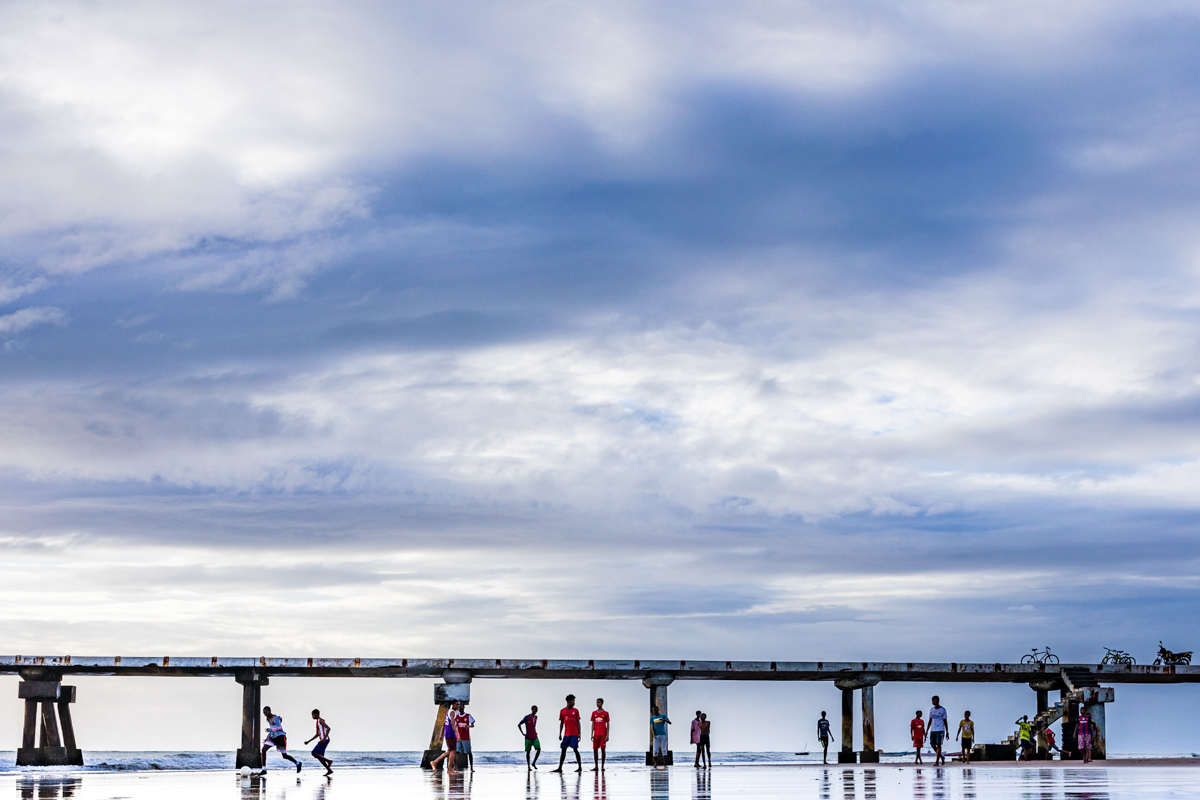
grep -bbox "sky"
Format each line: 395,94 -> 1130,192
2,0 -> 1200,754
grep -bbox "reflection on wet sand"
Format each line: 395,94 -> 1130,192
692,768 -> 710,800
649,769 -> 668,800
593,770 -> 608,800
17,778 -> 80,800
864,769 -> 876,800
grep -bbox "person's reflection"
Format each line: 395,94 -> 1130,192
649,768 -> 669,800
842,769 -> 855,800
961,769 -> 976,800
932,768 -> 947,800
448,765 -> 471,800
526,770 -> 540,800
312,779 -> 329,800
863,768 -> 876,800
913,767 -> 927,800
819,769 -> 831,800
560,768 -> 581,800
593,769 -> 608,800
691,767 -> 710,800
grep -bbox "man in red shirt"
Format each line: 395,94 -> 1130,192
453,702 -> 476,772
590,698 -> 610,771
551,694 -> 582,773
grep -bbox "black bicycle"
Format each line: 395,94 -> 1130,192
1021,647 -> 1060,665
1101,647 -> 1135,666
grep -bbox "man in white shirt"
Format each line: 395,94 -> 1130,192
927,696 -> 949,766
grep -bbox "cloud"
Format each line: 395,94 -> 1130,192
0,305 -> 65,333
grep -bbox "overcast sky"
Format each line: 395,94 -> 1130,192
2,0 -> 1200,753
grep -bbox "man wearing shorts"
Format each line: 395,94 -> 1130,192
519,705 -> 541,769
304,708 -> 333,775
817,711 -> 834,764
650,705 -> 671,768
698,713 -> 711,768
552,694 -> 582,773
454,702 -> 476,772
590,698 -> 610,771
261,706 -> 301,773
956,711 -> 973,764
928,696 -> 948,766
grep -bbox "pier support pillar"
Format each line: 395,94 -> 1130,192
235,670 -> 268,769
422,676 -> 471,769
1082,687 -> 1112,761
1035,687 -> 1049,759
643,672 -> 674,766
838,687 -> 856,763
859,685 -> 879,763
15,672 -> 82,767
1060,688 -> 1078,760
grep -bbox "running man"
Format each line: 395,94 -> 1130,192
304,708 -> 333,775
261,706 -> 301,773
817,711 -> 834,764
928,696 -> 948,766
591,698 -> 610,771
1045,728 -> 1061,758
955,711 -> 973,764
650,705 -> 671,768
552,694 -> 582,773
910,710 -> 925,764
698,713 -> 711,768
519,705 -> 541,769
454,702 -> 476,772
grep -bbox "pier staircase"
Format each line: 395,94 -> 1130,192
1001,669 -> 1108,752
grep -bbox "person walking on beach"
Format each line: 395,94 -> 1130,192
691,711 -> 702,767
955,711 -> 973,764
454,702 -> 476,772
650,705 -> 671,768
553,695 -> 582,773
698,713 -> 711,768
431,703 -> 460,771
591,699 -> 610,771
519,705 -> 541,770
928,696 -> 948,766
910,710 -> 926,764
817,712 -> 834,764
1015,715 -> 1033,761
1076,710 -> 1094,763
261,707 -> 301,773
304,709 -> 333,776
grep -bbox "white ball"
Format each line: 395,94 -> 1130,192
240,767 -> 252,777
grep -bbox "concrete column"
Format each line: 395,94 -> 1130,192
859,686 -> 879,763
423,672 -> 472,769
235,671 -> 267,769
1085,700 -> 1106,760
643,672 -> 674,766
16,675 -> 80,767
838,688 -> 856,763
1035,688 -> 1048,758
1059,689 -> 1077,760
20,699 -> 37,751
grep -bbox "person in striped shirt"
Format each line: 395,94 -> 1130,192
305,709 -> 333,776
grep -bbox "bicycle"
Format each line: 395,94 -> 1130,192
1101,648 -> 1135,666
1020,647 -> 1060,665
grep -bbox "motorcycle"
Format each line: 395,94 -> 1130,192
1154,641 -> 1193,666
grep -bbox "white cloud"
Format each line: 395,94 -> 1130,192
0,305 -> 65,333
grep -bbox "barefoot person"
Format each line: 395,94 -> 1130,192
1077,709 -> 1094,763
928,696 -> 948,766
305,709 -> 333,775
1014,715 -> 1033,761
910,710 -> 925,764
698,713 -> 711,768
454,702 -> 476,772
430,704 -> 459,771
552,695 -> 582,773
817,712 -> 834,765
590,698 -> 610,771
955,711 -> 973,764
650,705 -> 671,768
519,705 -> 542,770
261,707 -> 301,773
692,711 -> 703,767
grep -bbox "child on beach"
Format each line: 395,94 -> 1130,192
910,711 -> 926,764
519,705 -> 541,769
261,707 -> 301,773
304,709 -> 333,776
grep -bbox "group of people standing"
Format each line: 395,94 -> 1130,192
516,695 -> 612,772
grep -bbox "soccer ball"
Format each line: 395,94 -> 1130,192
240,767 -> 252,777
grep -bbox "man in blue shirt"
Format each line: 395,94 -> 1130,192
650,705 -> 671,768
261,706 -> 302,773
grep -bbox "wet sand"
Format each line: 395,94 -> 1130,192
6,761 -> 1200,800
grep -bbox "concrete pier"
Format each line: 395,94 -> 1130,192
234,670 -> 267,769
16,673 -> 82,766
859,685 -> 879,763
838,686 -> 855,763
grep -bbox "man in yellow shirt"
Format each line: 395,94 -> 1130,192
1015,715 -> 1033,760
